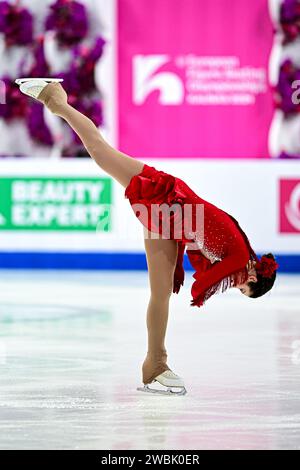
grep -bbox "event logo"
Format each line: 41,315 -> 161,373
133,54 -> 267,107
133,55 -> 184,105
279,179 -> 300,233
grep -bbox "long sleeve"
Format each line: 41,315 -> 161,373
190,249 -> 250,308
186,248 -> 213,274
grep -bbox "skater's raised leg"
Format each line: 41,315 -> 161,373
37,83 -> 144,188
142,229 -> 178,385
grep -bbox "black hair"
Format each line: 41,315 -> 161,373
248,253 -> 277,298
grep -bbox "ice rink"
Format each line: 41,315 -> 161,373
0,270 -> 299,450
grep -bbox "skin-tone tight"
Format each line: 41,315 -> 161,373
38,83 -> 178,384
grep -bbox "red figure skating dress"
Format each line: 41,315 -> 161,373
125,164 -> 259,308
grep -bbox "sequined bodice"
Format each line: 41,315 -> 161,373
176,177 -> 248,261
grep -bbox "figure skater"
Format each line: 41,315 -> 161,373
16,79 -> 279,396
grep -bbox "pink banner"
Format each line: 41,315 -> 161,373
118,0 -> 274,159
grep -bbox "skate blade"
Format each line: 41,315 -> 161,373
15,78 -> 63,86
137,384 -> 187,396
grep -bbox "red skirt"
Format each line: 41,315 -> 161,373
124,163 -> 194,242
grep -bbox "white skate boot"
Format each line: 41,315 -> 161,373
137,370 -> 187,396
15,78 -> 63,100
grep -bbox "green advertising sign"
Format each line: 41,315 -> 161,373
0,177 -> 112,231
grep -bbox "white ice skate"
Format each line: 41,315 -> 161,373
137,370 -> 187,396
15,78 -> 63,100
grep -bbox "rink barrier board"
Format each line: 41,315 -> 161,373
0,252 -> 298,273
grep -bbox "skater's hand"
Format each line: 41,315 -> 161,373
38,83 -> 68,117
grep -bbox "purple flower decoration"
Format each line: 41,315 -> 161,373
279,152 -> 300,159
0,1 -> 33,47
280,0 -> 300,43
63,97 -> 103,156
275,59 -> 300,115
26,102 -> 54,147
28,36 -> 50,77
45,0 -> 89,47
58,63 -> 81,97
0,76 -> 53,146
0,76 -> 28,121
73,97 -> 103,129
58,37 -> 106,97
18,35 -> 50,79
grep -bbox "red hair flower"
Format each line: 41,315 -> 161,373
255,256 -> 279,278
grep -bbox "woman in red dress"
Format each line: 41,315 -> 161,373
22,82 -> 279,395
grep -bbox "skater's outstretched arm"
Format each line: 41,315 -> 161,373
38,83 -> 144,188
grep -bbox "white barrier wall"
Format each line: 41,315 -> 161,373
0,158 -> 299,257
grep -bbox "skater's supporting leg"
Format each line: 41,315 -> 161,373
142,229 -> 178,384
37,84 -> 179,386
38,83 -> 144,188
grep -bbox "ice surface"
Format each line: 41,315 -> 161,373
0,270 -> 299,450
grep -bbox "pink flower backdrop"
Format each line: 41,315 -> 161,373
0,0 -> 106,157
